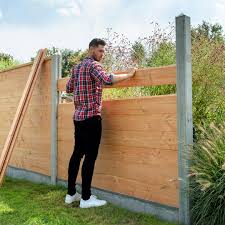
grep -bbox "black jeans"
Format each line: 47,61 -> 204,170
67,115 -> 102,200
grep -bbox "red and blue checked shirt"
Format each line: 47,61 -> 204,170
66,56 -> 113,121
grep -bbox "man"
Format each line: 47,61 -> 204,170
64,38 -> 136,208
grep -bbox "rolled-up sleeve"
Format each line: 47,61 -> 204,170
90,62 -> 113,86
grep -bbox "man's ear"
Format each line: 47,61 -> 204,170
89,46 -> 94,53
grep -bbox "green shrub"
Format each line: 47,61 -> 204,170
190,122 -> 225,225
192,36 -> 225,128
0,53 -> 19,70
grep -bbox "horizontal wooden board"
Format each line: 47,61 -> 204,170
58,94 -> 177,116
92,174 -> 178,207
58,128 -> 177,150
58,112 -> 177,132
9,147 -> 51,176
57,65 -> 176,91
0,57 -> 51,73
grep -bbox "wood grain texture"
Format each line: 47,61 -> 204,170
0,50 -> 45,185
57,95 -> 178,207
0,56 -> 52,177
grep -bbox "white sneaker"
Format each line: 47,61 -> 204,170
90,195 -> 97,199
65,192 -> 81,204
80,197 -> 107,208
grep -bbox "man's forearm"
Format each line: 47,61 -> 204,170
111,73 -> 132,84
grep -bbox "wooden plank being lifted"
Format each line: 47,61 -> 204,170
57,64 -> 176,91
0,49 -> 47,186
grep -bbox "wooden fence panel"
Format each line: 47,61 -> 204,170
0,59 -> 52,176
57,95 -> 178,207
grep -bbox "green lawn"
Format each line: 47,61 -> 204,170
0,177 -> 178,225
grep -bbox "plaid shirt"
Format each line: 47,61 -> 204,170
66,56 -> 113,121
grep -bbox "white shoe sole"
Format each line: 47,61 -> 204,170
80,202 -> 107,208
65,195 -> 81,204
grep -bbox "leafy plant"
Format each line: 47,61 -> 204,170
190,122 -> 225,225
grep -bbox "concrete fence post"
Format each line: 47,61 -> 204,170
175,14 -> 193,225
50,54 -> 62,185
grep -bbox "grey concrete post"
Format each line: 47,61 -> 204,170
50,54 -> 62,185
175,14 -> 193,225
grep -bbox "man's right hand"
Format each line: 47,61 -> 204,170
127,67 -> 137,77
111,67 -> 138,84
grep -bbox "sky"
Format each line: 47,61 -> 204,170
0,0 -> 224,62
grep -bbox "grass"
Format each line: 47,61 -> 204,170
0,177 -> 178,225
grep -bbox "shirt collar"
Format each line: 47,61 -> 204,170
85,56 -> 95,61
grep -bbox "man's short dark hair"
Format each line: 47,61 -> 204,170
89,38 -> 106,49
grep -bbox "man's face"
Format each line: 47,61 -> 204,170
90,45 -> 105,62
